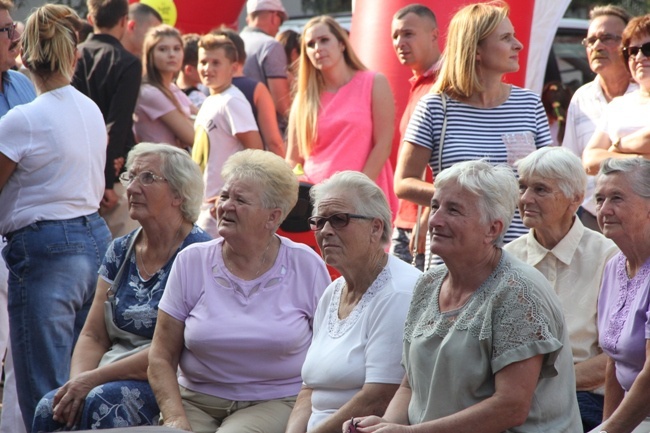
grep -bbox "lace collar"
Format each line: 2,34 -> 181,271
327,264 -> 391,338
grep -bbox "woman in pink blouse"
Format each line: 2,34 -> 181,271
286,16 -> 397,216
134,25 -> 195,149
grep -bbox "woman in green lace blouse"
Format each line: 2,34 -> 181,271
345,159 -> 581,433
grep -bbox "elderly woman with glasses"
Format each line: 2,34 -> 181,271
148,149 -> 330,433
588,158 -> 650,433
31,142 -> 211,431
284,171 -> 421,433
504,147 -> 618,431
348,160 -> 581,433
583,14 -> 650,172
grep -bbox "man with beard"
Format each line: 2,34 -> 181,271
563,5 -> 635,233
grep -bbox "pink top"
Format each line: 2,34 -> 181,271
303,70 -> 398,216
134,83 -> 193,146
159,236 -> 331,400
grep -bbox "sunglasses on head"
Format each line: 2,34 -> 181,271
623,42 -> 650,60
308,213 -> 373,231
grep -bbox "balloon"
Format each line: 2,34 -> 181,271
140,0 -> 177,26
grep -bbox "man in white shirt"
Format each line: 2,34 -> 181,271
563,5 -> 635,232
505,147 -> 618,431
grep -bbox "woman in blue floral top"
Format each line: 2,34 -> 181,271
33,143 -> 211,431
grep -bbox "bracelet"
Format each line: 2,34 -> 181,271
612,137 -> 622,150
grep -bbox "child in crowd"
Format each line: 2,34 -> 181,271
193,34 -> 263,237
133,25 -> 195,149
177,33 -> 207,109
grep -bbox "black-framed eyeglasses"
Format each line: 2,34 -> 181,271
118,171 -> 167,186
623,42 -> 650,61
0,23 -> 16,40
308,213 -> 374,231
581,33 -> 621,47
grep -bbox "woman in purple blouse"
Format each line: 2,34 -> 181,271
593,158 -> 650,433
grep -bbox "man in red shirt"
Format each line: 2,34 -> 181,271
390,4 -> 441,270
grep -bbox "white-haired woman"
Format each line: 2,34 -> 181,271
148,149 -> 330,433
285,171 -> 421,433
0,5 -> 111,427
348,160 -> 581,433
590,158 -> 650,433
395,1 -> 551,245
505,147 -> 618,431
32,143 -> 211,431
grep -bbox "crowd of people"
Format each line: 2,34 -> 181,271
1,0 -> 650,432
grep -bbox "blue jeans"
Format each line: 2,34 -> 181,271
2,213 -> 111,429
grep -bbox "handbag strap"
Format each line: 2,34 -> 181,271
437,92 -> 448,174
107,227 -> 142,302
412,93 -> 448,267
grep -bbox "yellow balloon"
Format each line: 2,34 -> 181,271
140,0 -> 177,26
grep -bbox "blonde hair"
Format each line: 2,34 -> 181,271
432,1 -> 509,98
289,15 -> 366,159
22,4 -> 80,82
222,149 -> 298,222
142,24 -> 185,113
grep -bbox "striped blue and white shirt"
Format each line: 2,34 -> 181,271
404,86 -> 552,244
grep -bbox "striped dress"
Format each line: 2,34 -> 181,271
404,86 -> 552,244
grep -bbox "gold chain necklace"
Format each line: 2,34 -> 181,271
138,222 -> 184,279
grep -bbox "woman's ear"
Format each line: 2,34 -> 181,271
266,208 -> 283,230
370,218 -> 384,242
485,219 -> 504,245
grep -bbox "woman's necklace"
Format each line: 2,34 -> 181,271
138,222 -> 184,279
223,236 -> 274,279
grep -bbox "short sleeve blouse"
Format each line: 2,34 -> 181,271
403,251 -> 581,432
98,225 -> 210,338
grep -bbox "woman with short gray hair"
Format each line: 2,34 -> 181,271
33,142 -> 211,431
350,159 -> 581,433
591,157 -> 650,433
506,147 -> 618,430
285,171 -> 421,433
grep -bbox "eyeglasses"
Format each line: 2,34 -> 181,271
0,23 -> 16,40
118,171 -> 167,186
308,213 -> 374,231
581,33 -> 621,47
623,42 -> 650,61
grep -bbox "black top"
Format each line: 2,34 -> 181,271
72,33 -> 142,189
232,76 -> 258,120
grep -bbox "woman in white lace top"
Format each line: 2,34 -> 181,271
347,160 -> 581,433
284,171 -> 421,433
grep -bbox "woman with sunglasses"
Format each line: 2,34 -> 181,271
32,143 -> 210,431
583,15 -> 650,173
285,171 -> 421,433
148,149 -> 330,433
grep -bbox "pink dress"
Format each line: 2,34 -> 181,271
303,70 -> 398,216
